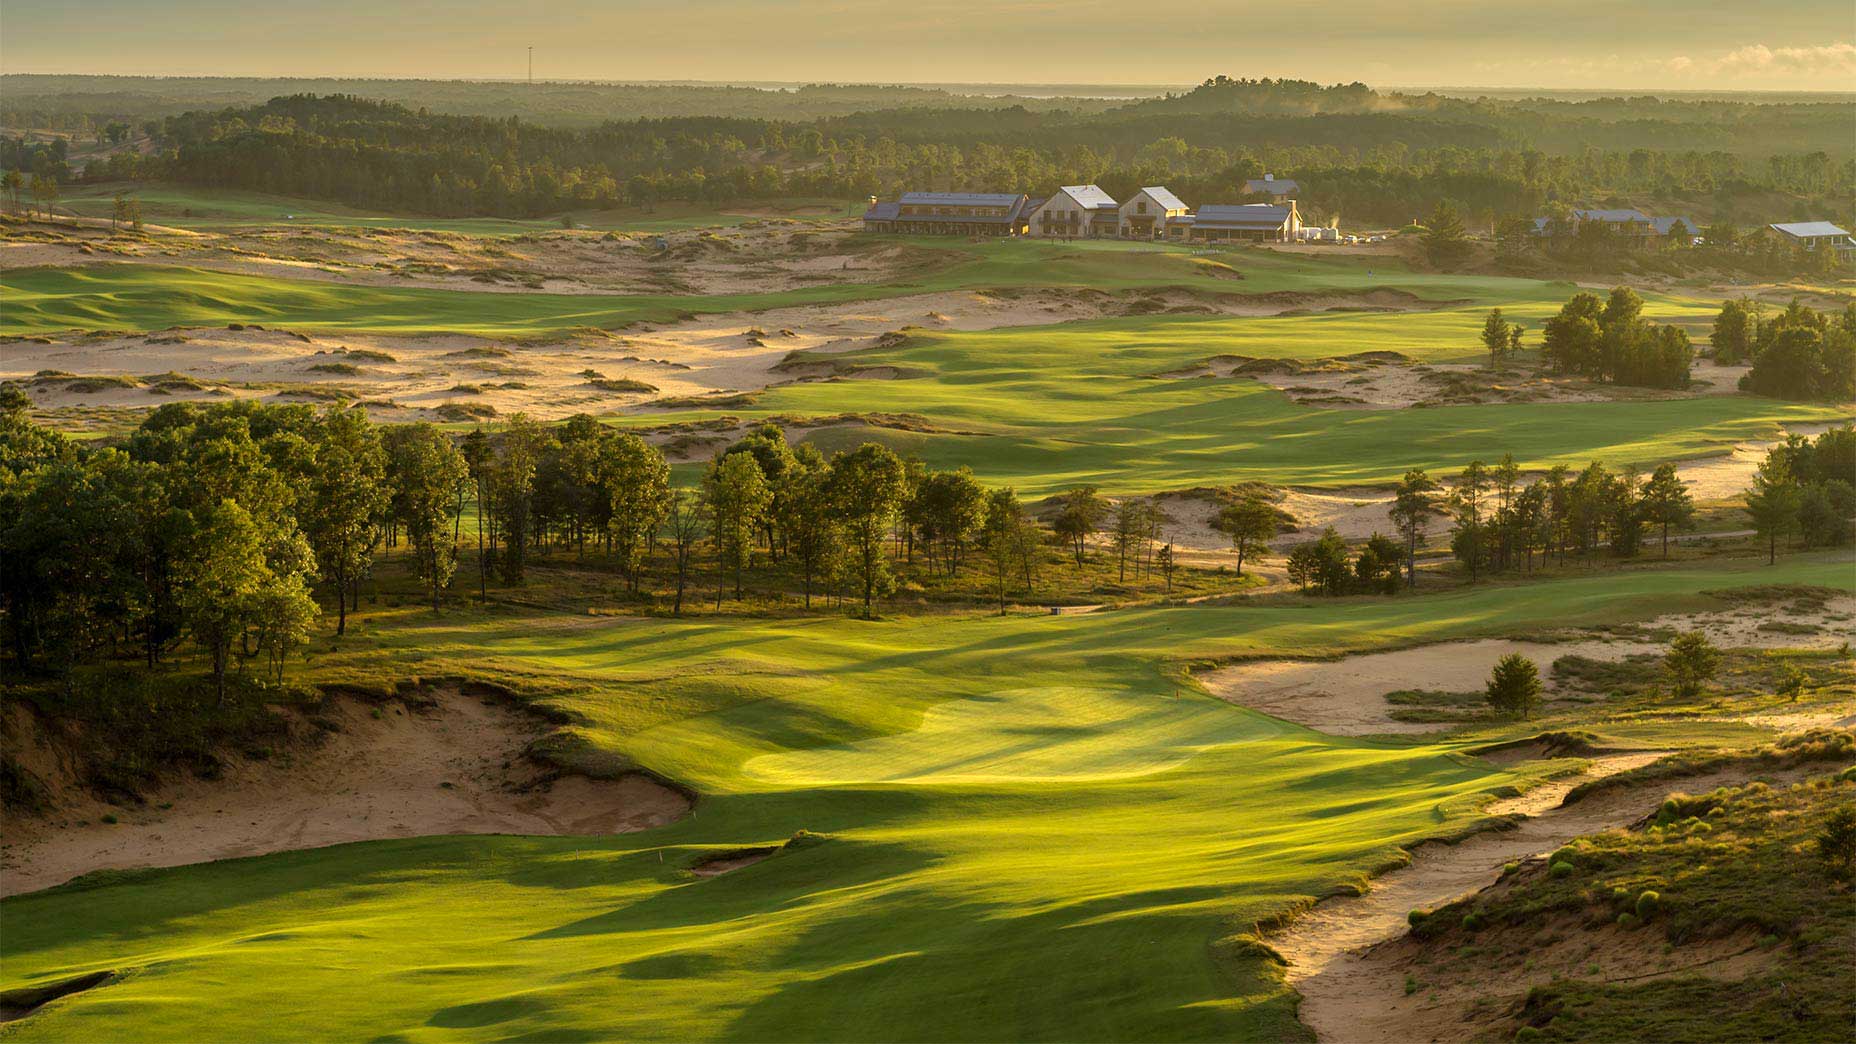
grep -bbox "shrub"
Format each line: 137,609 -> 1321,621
1635,891 -> 1661,919
1486,653 -> 1544,719
1550,860 -> 1575,878
1816,805 -> 1856,881
1616,911 -> 1640,930
1462,911 -> 1485,932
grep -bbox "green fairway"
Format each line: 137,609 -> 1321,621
649,309 -> 1841,494
5,553 -> 1849,1043
56,182 -> 860,234
0,244 -> 1559,339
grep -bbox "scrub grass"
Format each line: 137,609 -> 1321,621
2,553 -> 1850,1043
1411,767 -> 1856,1043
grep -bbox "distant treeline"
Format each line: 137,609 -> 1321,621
12,84 -> 1842,230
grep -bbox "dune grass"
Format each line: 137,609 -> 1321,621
4,553 -> 1850,1042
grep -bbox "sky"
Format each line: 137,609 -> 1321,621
4,1 -> 1854,91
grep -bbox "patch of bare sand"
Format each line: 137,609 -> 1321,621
0,689 -> 690,897
2,219 -> 950,297
1198,598 -> 1856,736
1178,354 -> 1756,411
1277,760 -> 1838,1044
1677,421 -> 1842,502
4,286 -> 1461,426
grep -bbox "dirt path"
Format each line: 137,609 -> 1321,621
1275,758 -> 1832,1043
0,689 -> 690,897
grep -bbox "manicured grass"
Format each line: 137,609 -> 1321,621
643,307 -> 1841,494
4,553 -> 1849,1042
0,241 -> 1568,339
57,182 -> 859,234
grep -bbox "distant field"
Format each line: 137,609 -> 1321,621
56,182 -> 860,234
4,553 -> 1848,1043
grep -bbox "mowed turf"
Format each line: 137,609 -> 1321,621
656,307 -> 1843,494
4,553 -> 1850,1043
0,241 -> 1563,338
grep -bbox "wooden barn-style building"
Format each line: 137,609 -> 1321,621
1026,185 -> 1120,238
1118,187 -> 1189,239
1172,202 -> 1303,242
863,192 -> 1033,236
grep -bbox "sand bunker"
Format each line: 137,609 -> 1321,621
1199,598 -> 1856,736
1215,357 -> 1752,411
3,286 -> 1457,426
1,688 -> 690,897
2,219 -> 947,297
1276,760 -> 1835,1044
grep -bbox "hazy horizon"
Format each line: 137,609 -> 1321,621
3,1 -> 1853,92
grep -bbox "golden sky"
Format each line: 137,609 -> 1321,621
4,1 -> 1854,91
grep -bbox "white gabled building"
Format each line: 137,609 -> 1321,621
1027,185 -> 1119,238
1117,187 -> 1189,239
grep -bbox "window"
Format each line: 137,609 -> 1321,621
1136,201 -> 1148,214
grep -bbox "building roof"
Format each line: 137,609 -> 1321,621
1244,177 -> 1299,195
1136,186 -> 1188,211
1650,216 -> 1697,236
1056,184 -> 1119,210
1185,203 -> 1294,229
863,202 -> 900,222
1022,197 -> 1047,216
899,191 -> 1025,208
1770,221 -> 1851,239
1573,208 -> 1651,223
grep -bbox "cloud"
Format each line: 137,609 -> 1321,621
1661,41 -> 1856,79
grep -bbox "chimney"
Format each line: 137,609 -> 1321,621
868,195 -> 878,207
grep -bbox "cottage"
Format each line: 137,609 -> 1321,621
1027,185 -> 1119,238
1117,187 -> 1189,239
1243,174 -> 1299,200
863,192 -> 1033,236
1769,221 -> 1856,257
1173,202 -> 1303,242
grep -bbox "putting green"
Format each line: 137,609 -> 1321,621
5,553 -> 1848,1042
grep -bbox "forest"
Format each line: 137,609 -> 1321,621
6,76 -> 1853,228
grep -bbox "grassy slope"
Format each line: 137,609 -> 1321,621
3,553 -> 1850,1043
56,182 -> 859,234
1411,766 -> 1856,1042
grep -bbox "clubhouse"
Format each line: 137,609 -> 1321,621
862,185 -> 1303,242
